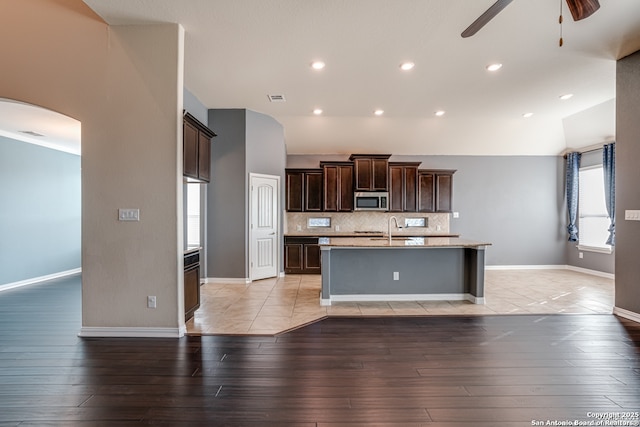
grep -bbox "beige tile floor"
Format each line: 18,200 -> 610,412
185,269 -> 614,335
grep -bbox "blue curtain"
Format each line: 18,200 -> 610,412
566,152 -> 581,241
603,143 -> 615,246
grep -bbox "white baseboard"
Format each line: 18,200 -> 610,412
205,277 -> 251,284
0,268 -> 81,293
78,326 -> 184,338
566,265 -> 615,280
327,293 -> 484,305
613,307 -> 640,324
486,264 -> 614,280
486,265 -> 566,271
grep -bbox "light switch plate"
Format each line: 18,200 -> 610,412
625,210 -> 640,221
118,208 -> 140,221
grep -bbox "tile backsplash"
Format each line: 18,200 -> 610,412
286,211 -> 450,234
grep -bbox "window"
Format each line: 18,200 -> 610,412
578,166 -> 611,253
186,184 -> 201,247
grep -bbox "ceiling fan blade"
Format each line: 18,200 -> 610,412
461,0 -> 515,38
565,0 -> 600,21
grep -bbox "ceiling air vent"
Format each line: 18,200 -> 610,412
20,130 -> 45,137
267,94 -> 286,102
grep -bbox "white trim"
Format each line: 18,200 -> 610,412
613,307 -> 640,324
0,268 -> 81,292
486,264 -> 614,280
328,293 -> 484,304
320,298 -> 332,306
486,265 -> 566,271
204,277 -> 251,285
566,265 -> 615,280
78,326 -> 184,338
279,271 -> 286,278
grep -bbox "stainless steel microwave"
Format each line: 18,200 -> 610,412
354,192 -> 389,211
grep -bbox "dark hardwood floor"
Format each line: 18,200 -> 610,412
1,275 -> 639,426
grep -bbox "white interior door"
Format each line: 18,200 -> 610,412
250,174 -> 279,281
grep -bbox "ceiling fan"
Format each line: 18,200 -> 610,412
461,0 -> 600,38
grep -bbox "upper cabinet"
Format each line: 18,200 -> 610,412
418,169 -> 456,213
183,111 -> 216,183
321,162 -> 354,212
389,162 -> 420,212
349,154 -> 391,191
285,169 -> 323,212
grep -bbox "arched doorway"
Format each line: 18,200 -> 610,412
0,98 -> 81,291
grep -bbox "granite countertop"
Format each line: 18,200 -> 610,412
318,236 -> 491,248
285,230 -> 460,238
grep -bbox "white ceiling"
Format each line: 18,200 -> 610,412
17,0 -> 640,156
0,99 -> 81,155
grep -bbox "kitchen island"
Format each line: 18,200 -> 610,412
319,237 -> 490,306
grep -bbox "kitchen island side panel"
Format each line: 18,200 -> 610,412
326,247 -> 466,295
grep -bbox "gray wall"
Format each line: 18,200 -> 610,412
245,110 -> 287,274
207,109 -> 287,279
565,149 -> 615,274
615,50 -> 640,315
183,87 -> 208,126
207,109 -> 247,278
288,154 -> 567,266
0,136 -> 81,285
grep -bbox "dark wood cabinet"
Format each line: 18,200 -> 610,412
284,237 -> 320,274
184,249 -> 201,321
183,111 -> 216,183
418,169 -> 456,213
349,154 -> 391,191
388,162 -> 420,212
321,162 -> 353,212
285,169 -> 323,212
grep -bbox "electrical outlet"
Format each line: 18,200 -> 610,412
579,252 -> 584,259
147,296 -> 156,308
453,212 -> 459,219
393,272 -> 399,281
335,225 -> 340,231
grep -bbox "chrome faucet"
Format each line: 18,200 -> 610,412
388,216 -> 402,244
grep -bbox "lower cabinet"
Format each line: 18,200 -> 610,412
184,249 -> 201,321
284,237 -> 321,274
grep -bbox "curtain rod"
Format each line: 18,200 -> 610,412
562,142 -> 613,159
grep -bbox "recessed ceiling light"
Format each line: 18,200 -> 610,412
559,93 -> 573,100
374,109 -> 384,116
400,62 -> 415,71
522,112 -> 534,118
311,61 -> 325,70
313,108 -> 323,115
486,63 -> 503,72
435,110 -> 446,117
